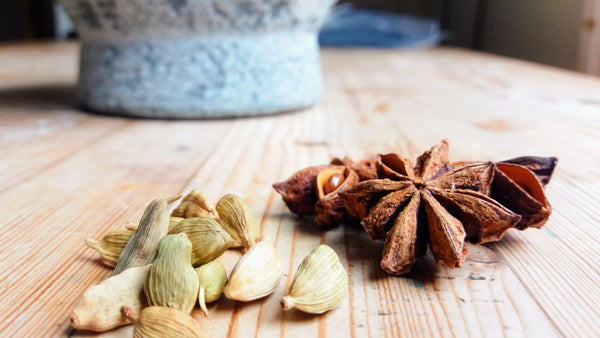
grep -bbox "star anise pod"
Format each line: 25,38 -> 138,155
342,139 -> 522,275
491,161 -> 553,229
452,156 -> 557,230
498,156 -> 558,186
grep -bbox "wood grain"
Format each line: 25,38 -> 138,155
1,42 -> 599,337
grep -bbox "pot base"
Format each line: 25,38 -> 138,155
77,32 -> 322,119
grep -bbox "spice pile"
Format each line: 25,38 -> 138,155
72,192 -> 348,335
273,139 -> 557,275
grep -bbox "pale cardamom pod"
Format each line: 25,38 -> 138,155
144,233 -> 199,314
172,190 -> 219,219
122,306 -> 203,338
70,264 -> 151,332
125,222 -> 139,231
126,216 -> 184,232
215,194 -> 261,250
169,216 -> 184,231
85,229 -> 134,268
85,216 -> 182,268
169,217 -> 232,267
195,261 -> 228,316
113,198 -> 173,275
223,240 -> 281,301
281,244 -> 348,314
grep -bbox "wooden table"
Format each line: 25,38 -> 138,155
1,41 -> 599,337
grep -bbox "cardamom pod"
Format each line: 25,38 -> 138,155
281,245 -> 347,314
125,216 -> 184,231
85,229 -> 134,268
126,217 -> 184,232
172,190 -> 219,219
70,264 -> 151,332
86,215 -> 182,269
169,217 -> 232,267
215,194 -> 261,250
144,233 -> 199,314
223,240 -> 281,301
122,306 -> 203,338
113,197 -> 174,275
169,216 -> 184,231
196,261 -> 228,316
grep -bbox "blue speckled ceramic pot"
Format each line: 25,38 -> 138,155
58,0 -> 335,118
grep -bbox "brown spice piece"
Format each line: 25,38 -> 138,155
331,155 -> 378,181
273,158 -> 367,226
273,164 -> 332,215
314,166 -> 359,226
450,156 -> 556,230
342,139 -> 522,275
498,156 -> 558,186
491,162 -> 552,229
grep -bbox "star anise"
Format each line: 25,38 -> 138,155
452,156 -> 556,230
491,161 -> 553,229
342,139 -> 522,275
498,156 -> 558,186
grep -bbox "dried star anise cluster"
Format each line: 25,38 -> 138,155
272,139 -> 557,275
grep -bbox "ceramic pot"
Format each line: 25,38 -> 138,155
58,0 -> 335,118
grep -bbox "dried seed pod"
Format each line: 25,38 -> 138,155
122,306 -> 203,338
70,264 -> 151,332
169,217 -> 232,267
85,229 -> 134,268
281,245 -> 347,314
491,163 -> 552,229
127,217 -> 184,232
215,194 -> 261,250
144,234 -> 199,314
314,166 -> 360,226
86,216 -> 182,269
331,155 -> 378,181
498,156 -> 558,186
272,164 -> 332,215
195,261 -> 228,316
113,198 -> 172,275
223,240 -> 281,301
172,190 -> 219,219
169,216 -> 184,231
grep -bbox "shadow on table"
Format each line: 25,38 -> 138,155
0,84 -> 77,110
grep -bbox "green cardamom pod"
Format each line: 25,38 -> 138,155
169,216 -> 184,231
85,229 -> 134,268
280,244 -> 347,314
215,194 -> 261,250
122,306 -> 202,338
195,261 -> 228,316
223,240 -> 281,302
144,234 -> 199,314
113,197 -> 176,274
71,264 -> 151,332
169,217 -> 232,267
171,190 -> 219,219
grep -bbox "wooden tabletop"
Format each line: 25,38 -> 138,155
1,41 -> 599,337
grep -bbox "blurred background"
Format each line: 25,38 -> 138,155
1,0 -> 598,75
